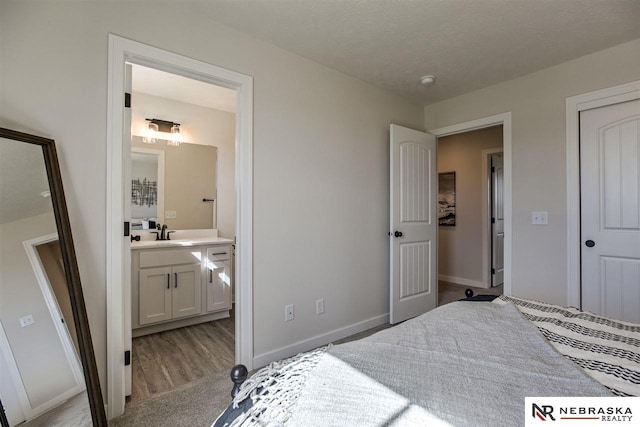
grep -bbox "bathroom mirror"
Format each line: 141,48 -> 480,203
131,137 -> 217,230
0,128 -> 106,426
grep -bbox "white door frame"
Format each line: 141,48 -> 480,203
565,80 -> 640,308
106,34 -> 253,419
430,112 -> 512,296
482,148 -> 504,288
22,233 -> 85,388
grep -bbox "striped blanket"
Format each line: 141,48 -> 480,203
495,295 -> 640,397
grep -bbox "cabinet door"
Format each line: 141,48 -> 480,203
206,259 -> 231,312
172,264 -> 202,319
139,267 -> 172,326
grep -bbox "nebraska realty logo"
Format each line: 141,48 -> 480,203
525,397 -> 640,426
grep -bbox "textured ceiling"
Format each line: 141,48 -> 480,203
194,0 -> 640,105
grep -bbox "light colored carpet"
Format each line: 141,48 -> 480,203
109,370 -> 232,427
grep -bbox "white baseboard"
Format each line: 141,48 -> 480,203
253,313 -> 389,368
438,274 -> 488,289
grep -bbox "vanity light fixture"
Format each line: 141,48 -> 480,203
142,120 -> 159,144
143,118 -> 182,146
167,123 -> 182,147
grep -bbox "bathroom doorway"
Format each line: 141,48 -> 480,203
107,35 -> 253,419
125,64 -> 238,403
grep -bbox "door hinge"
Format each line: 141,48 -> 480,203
124,221 -> 130,237
491,268 -> 496,275
125,92 -> 131,108
491,217 -> 495,224
124,350 -> 131,366
491,166 -> 495,173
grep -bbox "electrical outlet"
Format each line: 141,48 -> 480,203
316,299 -> 325,315
19,314 -> 34,328
285,304 -> 294,321
165,211 -> 177,219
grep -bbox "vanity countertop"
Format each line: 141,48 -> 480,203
131,231 -> 233,250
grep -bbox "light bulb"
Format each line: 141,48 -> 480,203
143,122 -> 158,144
168,124 -> 181,147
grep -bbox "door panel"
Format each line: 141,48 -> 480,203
581,99 -> 640,323
390,124 -> 437,324
172,264 -> 202,319
139,267 -> 172,325
491,153 -> 504,286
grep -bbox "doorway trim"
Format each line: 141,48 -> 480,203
430,112 -> 512,296
22,233 -> 85,389
106,35 -> 253,419
565,80 -> 640,308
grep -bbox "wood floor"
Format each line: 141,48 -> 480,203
130,314 -> 234,403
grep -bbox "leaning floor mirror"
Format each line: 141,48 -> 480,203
0,128 -> 106,426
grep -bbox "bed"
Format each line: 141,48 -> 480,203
214,295 -> 639,426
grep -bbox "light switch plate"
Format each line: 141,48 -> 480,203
532,211 -> 548,225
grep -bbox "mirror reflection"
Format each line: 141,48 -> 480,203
129,63 -> 236,239
0,134 -> 101,426
130,140 -> 217,231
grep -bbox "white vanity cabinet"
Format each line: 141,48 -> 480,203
138,264 -> 202,326
205,245 -> 232,313
132,242 -> 232,336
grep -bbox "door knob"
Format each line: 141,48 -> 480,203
394,231 -> 403,238
585,240 -> 595,247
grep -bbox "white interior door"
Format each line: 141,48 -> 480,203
390,124 -> 437,324
491,153 -> 504,287
580,99 -> 640,323
123,63 -> 133,396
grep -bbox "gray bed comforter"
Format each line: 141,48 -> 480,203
227,301 -> 612,426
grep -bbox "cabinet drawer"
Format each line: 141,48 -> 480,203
139,248 -> 202,268
207,245 -> 231,262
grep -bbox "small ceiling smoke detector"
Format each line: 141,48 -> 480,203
420,75 -> 436,86
40,190 -> 51,198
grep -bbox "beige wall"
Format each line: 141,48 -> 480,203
426,38 -> 640,305
0,213 -> 77,408
0,1 -> 424,398
438,126 -> 503,286
132,92 -> 236,238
